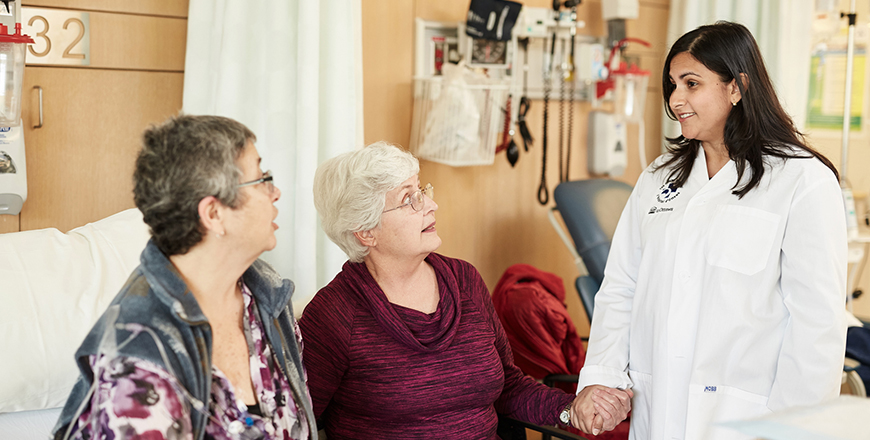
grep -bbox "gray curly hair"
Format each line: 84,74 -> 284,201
313,142 -> 420,262
134,114 -> 255,256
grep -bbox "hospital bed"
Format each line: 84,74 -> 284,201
0,209 -> 151,439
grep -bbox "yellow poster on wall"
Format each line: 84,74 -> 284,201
807,50 -> 865,130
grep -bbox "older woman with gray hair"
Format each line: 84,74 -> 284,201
299,142 -> 631,439
53,115 -> 317,440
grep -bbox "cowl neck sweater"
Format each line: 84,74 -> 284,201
337,253 -> 461,353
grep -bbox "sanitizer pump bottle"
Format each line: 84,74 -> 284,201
0,22 -> 34,216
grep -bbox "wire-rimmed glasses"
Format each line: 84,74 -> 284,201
382,183 -> 434,213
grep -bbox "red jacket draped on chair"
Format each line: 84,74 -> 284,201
492,264 -> 584,381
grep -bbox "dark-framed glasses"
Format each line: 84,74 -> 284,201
238,170 -> 275,193
383,183 -> 434,213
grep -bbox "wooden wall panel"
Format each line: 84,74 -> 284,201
0,214 -> 18,233
363,0 -> 672,336
88,12 -> 187,71
19,68 -> 183,232
361,1 -> 414,150
22,11 -> 188,72
22,0 -> 188,17
22,10 -> 187,71
808,134 -> 870,319
627,3 -> 671,56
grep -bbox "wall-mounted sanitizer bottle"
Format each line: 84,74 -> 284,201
0,22 -> 33,216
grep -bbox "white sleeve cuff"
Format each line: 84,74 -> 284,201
577,365 -> 633,394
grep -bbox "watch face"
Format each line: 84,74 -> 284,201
559,408 -> 571,424
471,39 -> 506,65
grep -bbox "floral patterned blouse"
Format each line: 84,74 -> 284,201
67,282 -> 310,440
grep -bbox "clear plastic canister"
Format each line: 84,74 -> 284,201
0,23 -> 34,126
611,72 -> 649,122
611,64 -> 650,123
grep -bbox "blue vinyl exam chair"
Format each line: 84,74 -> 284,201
548,179 -> 633,323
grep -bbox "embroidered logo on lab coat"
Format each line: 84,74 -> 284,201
656,182 -> 681,203
704,386 -> 717,393
648,206 -> 674,215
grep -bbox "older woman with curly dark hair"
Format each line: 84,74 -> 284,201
53,115 -> 317,440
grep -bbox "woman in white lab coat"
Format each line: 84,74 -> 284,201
571,21 -> 848,440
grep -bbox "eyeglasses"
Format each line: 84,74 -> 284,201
238,170 -> 275,193
382,183 -> 434,213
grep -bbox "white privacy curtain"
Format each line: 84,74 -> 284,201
183,0 -> 364,312
663,0 -> 814,140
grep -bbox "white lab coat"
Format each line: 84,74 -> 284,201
577,147 -> 848,440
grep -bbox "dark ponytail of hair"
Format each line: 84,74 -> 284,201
658,21 -> 837,198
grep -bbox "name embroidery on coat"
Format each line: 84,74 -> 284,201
648,206 -> 674,215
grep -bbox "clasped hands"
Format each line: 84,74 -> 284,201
568,385 -> 633,436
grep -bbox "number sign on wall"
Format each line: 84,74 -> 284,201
22,8 -> 90,66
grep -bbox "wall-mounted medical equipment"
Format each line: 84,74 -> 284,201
589,38 -> 651,174
410,1 -> 648,206
602,0 -> 639,20
410,61 -> 509,167
602,0 -> 637,50
838,1 -> 860,239
587,111 -> 626,176
411,18 -> 511,167
0,0 -> 33,216
411,4 -> 598,170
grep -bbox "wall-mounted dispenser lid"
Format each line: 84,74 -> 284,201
0,23 -> 32,44
0,193 -> 23,215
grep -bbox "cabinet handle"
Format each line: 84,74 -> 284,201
33,86 -> 43,128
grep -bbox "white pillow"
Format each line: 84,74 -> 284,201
0,407 -> 62,439
0,209 -> 150,412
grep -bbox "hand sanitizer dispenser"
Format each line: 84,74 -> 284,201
0,20 -> 33,215
588,111 -> 627,176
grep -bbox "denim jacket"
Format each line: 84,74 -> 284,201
52,239 -> 317,440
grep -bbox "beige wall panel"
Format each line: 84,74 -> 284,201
0,214 -> 18,233
362,1 -> 414,146
363,0 -> 671,336
627,2 -> 671,56
20,67 -> 183,232
22,0 -> 188,17
87,13 -> 187,71
24,11 -> 187,71
415,0 -> 470,22
809,132 -> 870,320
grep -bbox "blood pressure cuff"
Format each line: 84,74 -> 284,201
466,0 -> 522,41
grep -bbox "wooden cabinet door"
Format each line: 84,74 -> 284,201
20,67 -> 183,232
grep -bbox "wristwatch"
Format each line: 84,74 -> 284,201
559,403 -> 572,426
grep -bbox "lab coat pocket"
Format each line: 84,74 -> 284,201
627,370 -> 652,439
684,384 -> 772,440
706,205 -> 781,276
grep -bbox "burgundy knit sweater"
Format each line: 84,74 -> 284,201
299,253 -> 574,439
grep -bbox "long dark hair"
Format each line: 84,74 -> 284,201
658,21 -> 837,198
